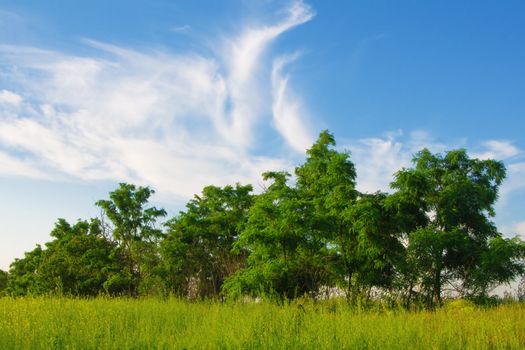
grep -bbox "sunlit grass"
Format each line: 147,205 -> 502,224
0,297 -> 524,349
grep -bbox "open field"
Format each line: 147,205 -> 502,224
1,298 -> 524,349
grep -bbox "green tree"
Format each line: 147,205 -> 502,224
96,183 -> 167,296
162,184 -> 253,298
6,245 -> 45,296
37,218 -> 126,296
343,192 -> 404,298
0,269 -> 8,296
461,235 -> 525,298
6,219 -> 127,297
295,130 -> 402,299
391,148 -> 521,306
294,130 -> 357,297
223,172 -> 332,300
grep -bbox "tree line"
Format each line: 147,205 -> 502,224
1,131 -> 524,308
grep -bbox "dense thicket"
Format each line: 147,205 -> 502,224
4,131 -> 525,307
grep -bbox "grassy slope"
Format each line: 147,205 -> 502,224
0,298 -> 524,349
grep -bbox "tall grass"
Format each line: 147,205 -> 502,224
0,297 -> 524,349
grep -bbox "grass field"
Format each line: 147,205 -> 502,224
1,298 -> 524,349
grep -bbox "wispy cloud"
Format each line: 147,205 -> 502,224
500,221 -> 525,239
343,131 -> 525,203
472,140 -> 520,161
218,0 -> 314,147
0,150 -> 48,178
343,130 -> 450,193
472,140 -> 524,208
0,1 -> 314,199
0,89 -> 22,105
499,162 -> 525,205
1,0 -> 523,216
272,53 -> 314,152
170,25 -> 191,33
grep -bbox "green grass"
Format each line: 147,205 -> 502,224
0,297 -> 524,349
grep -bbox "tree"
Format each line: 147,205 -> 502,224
38,218 -> 126,296
162,183 -> 253,298
294,130 -> 358,297
6,219 -> 127,297
6,245 -> 44,296
96,183 -> 167,296
226,131 -> 408,301
223,172 -> 332,300
0,269 -> 8,296
295,130 -> 402,299
3,136 -> 523,306
343,192 -> 404,298
391,148 -> 521,306
461,235 -> 525,297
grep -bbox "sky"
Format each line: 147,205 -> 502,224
1,0 -> 525,271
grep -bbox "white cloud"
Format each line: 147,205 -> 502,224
500,221 -> 525,239
347,136 -> 407,193
344,130 -> 449,193
345,133 -> 524,199
2,0 -> 521,214
0,151 -> 47,178
470,141 -> 524,206
468,139 -> 524,207
472,140 -> 520,160
0,1 -> 314,199
0,89 -> 22,105
219,0 -> 314,147
170,25 -> 191,33
271,53 -> 314,153
499,162 -> 525,205
514,222 -> 525,239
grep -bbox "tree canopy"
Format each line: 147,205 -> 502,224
4,131 -> 524,307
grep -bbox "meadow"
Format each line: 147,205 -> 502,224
1,298 -> 524,349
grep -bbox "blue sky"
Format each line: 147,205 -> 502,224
1,0 -> 525,270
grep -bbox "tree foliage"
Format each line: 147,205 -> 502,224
96,183 -> 167,295
391,148 -> 523,306
3,131 -> 524,306
0,269 -> 8,296
223,172 -> 331,300
162,183 -> 253,298
7,245 -> 45,296
7,219 -> 126,296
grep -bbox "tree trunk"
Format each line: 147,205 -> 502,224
432,267 -> 441,308
346,271 -> 353,301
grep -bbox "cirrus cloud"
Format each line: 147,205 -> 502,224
0,1 -> 315,199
